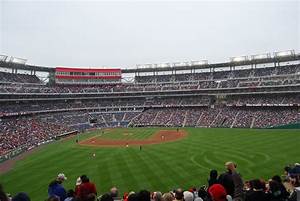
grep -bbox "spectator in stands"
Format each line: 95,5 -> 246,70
285,176 -> 300,201
183,191 -> 194,201
208,184 -> 231,201
271,175 -> 289,199
127,193 -> 138,201
0,184 -> 9,201
100,193 -> 113,201
198,186 -> 211,201
64,189 -> 76,201
77,175 -> 97,201
161,192 -> 174,201
174,188 -> 184,201
75,177 -> 82,196
218,167 -> 235,197
152,191 -> 162,201
137,190 -> 150,201
268,180 -> 288,201
109,187 -> 118,199
48,173 -> 67,201
289,163 -> 300,176
245,179 -> 269,201
12,192 -> 31,201
284,166 -> 292,178
225,162 -> 244,201
47,195 -> 60,201
209,170 -> 219,187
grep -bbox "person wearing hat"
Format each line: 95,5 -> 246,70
48,173 -> 67,201
208,184 -> 228,201
77,175 -> 97,201
75,177 -> 82,196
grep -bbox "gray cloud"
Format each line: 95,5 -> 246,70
1,0 -> 299,68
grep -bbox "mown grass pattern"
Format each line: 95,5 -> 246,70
0,127 -> 299,201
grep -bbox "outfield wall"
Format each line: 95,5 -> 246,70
268,122 -> 300,129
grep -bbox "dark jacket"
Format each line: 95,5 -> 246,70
245,190 -> 270,201
231,171 -> 244,199
218,172 -> 234,197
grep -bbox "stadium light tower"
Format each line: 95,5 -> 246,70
230,55 -> 248,63
251,53 -> 271,60
191,60 -> 208,66
9,56 -> 27,64
157,63 -> 169,68
173,61 -> 191,67
274,50 -> 295,58
173,62 -> 183,67
144,64 -> 152,68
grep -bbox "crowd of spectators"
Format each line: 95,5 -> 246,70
135,64 -> 299,83
226,94 -> 300,105
0,64 -> 299,95
1,104 -> 298,156
2,93 -> 299,116
131,107 -> 300,128
0,71 -> 41,84
0,96 -> 212,114
0,117 -> 72,155
2,74 -> 299,94
1,162 -> 299,201
1,93 -> 299,156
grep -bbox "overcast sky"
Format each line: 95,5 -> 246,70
0,0 -> 299,68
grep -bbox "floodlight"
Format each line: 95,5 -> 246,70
157,63 -> 169,68
156,63 -> 163,68
230,56 -> 248,63
274,50 -> 295,58
173,62 -> 190,67
191,60 -> 208,66
144,64 -> 153,68
9,56 -> 27,64
251,53 -> 271,60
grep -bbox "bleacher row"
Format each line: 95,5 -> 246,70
0,71 -> 41,84
1,94 -> 300,115
135,64 -> 300,83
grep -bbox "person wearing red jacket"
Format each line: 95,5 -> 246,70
77,175 -> 97,201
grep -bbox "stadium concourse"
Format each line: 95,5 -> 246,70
0,52 -> 300,200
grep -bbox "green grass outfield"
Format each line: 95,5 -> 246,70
1,127 -> 299,201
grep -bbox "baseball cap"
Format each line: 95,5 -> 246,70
76,177 -> 82,185
57,173 -> 67,181
208,184 -> 227,201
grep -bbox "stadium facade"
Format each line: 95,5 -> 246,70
0,50 -> 299,159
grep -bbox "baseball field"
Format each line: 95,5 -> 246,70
0,127 -> 299,201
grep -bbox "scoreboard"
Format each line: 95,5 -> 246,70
55,67 -> 121,84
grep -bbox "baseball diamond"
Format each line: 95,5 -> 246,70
1,2 -> 300,200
